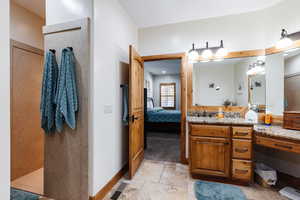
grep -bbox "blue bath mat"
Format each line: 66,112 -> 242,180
11,188 -> 39,200
194,181 -> 247,200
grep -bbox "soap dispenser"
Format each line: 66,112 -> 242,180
245,104 -> 258,123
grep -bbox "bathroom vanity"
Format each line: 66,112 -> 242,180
188,117 -> 255,184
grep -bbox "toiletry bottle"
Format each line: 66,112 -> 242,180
265,112 -> 272,126
217,108 -> 224,119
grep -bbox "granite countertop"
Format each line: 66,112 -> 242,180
187,116 -> 256,125
254,124 -> 300,141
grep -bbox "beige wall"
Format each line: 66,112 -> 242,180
10,2 -> 45,49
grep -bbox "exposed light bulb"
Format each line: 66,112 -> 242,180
162,70 -> 166,74
202,49 -> 213,59
215,48 -> 228,58
188,50 -> 199,63
276,37 -> 293,49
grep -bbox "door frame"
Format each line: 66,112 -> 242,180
142,52 -> 188,164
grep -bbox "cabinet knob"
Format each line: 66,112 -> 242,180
235,132 -> 248,136
235,148 -> 248,153
235,169 -> 248,174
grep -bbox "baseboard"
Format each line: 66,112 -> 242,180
89,164 -> 128,200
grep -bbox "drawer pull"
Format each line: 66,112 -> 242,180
274,143 -> 292,149
235,169 -> 248,174
235,148 -> 248,153
235,132 -> 248,136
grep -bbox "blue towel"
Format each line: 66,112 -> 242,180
55,48 -> 78,132
122,84 -> 129,125
40,51 -> 58,134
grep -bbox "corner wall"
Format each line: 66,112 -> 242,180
0,0 -> 10,199
91,0 -> 138,196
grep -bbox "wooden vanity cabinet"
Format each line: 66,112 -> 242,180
189,124 -> 253,184
190,136 -> 231,177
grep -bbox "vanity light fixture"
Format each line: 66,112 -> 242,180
188,40 -> 228,63
202,42 -> 213,59
215,40 -> 228,58
162,70 -> 166,74
276,29 -> 293,49
188,43 -> 199,63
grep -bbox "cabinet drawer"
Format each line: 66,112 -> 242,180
232,139 -> 252,160
255,136 -> 300,154
190,124 -> 230,138
232,127 -> 252,139
232,159 -> 252,182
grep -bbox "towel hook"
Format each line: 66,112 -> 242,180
49,49 -> 56,54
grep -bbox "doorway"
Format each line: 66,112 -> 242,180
144,59 -> 182,162
128,47 -> 187,179
10,41 -> 44,195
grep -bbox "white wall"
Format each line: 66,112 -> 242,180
152,75 -> 181,109
193,63 -> 235,106
234,61 -> 250,106
144,69 -> 154,97
92,0 -> 138,196
10,2 -> 45,49
138,8 -> 266,56
138,0 -> 300,56
266,53 -> 284,115
0,0 -> 10,199
46,0 -> 92,25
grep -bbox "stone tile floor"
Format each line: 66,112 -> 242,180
104,160 -> 289,200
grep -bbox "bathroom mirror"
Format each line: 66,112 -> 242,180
284,48 -> 300,111
262,47 -> 300,115
192,56 -> 266,109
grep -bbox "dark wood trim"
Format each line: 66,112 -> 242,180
143,53 -> 188,165
89,164 -> 128,200
159,82 -> 176,110
142,53 -> 185,61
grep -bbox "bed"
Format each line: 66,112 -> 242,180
145,97 -> 181,133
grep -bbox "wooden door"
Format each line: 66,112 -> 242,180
11,41 -> 44,180
129,45 -> 144,179
190,136 -> 230,177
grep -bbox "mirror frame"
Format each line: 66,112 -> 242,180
187,39 -> 300,114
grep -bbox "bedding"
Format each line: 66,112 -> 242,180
147,109 -> 181,123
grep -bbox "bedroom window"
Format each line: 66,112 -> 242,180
160,83 -> 176,109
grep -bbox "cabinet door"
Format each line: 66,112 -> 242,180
190,136 -> 230,177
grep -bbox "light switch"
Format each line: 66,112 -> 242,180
104,105 -> 113,114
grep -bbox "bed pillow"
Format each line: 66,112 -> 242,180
152,107 -> 164,112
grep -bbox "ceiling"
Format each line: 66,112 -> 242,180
119,0 -> 283,28
145,59 -> 181,75
12,0 -> 45,18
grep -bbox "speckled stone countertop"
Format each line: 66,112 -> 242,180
187,116 -> 256,125
254,124 -> 300,141
187,116 -> 300,141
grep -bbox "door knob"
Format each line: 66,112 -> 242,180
131,115 -> 139,122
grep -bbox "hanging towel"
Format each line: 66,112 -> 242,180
122,84 -> 129,125
55,48 -> 78,132
40,51 -> 58,134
